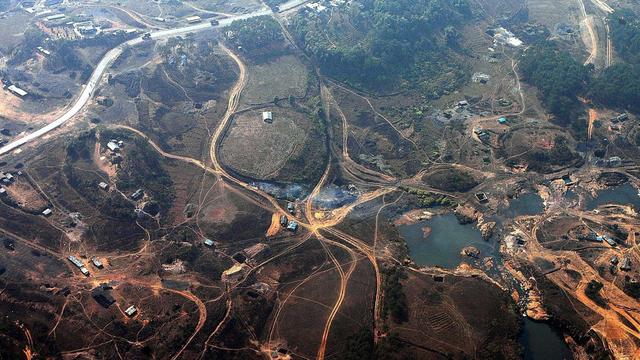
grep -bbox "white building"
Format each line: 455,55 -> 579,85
45,14 -> 66,21
91,257 -> 103,269
8,85 -> 28,97
106,141 -> 120,152
185,16 -> 201,24
262,111 -> 273,123
124,305 -> 138,317
37,46 -> 51,56
80,267 -> 90,276
306,3 -> 328,12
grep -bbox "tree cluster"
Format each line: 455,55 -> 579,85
290,0 -> 471,91
382,267 -> 409,323
225,16 -> 286,60
588,10 -> 640,112
519,44 -> 591,120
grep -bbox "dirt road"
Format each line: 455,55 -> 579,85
578,0 -> 599,66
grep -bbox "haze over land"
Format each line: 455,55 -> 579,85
0,0 -> 639,359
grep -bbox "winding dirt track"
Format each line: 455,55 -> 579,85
315,237 -> 357,360
578,0 -> 599,65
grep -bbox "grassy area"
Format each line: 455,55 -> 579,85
220,106 -> 326,183
240,55 -> 310,105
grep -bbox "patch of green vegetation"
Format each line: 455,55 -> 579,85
589,10 -> 640,112
159,242 -> 201,264
271,99 -> 328,184
224,16 -> 287,61
8,28 -> 45,65
382,267 -> 408,323
45,33 -> 138,81
529,136 -> 579,172
65,130 -> 136,220
109,71 -> 141,98
609,9 -> 640,64
342,327 -> 374,360
590,64 -> 640,112
401,186 -> 456,207
623,279 -> 640,300
109,132 -> 175,216
584,280 -> 608,308
424,169 -> 479,192
510,135 -> 581,173
342,329 -> 414,360
519,44 -> 591,119
290,0 -> 471,92
264,0 -> 287,8
522,11 -> 640,116
374,333 -> 411,360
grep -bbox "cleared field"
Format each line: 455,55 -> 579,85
0,12 -> 31,53
499,123 -> 583,173
185,0 -> 263,14
527,0 -> 581,30
240,55 -> 309,106
3,177 -> 48,212
219,107 -> 309,180
98,0 -> 191,18
389,272 -> 522,359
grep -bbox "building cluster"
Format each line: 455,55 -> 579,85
277,202 -> 299,232
306,2 -> 328,12
579,231 -> 619,247
104,138 -> 125,166
609,255 -> 633,272
610,113 -> 629,123
67,255 -> 90,276
301,0 -> 346,13
492,27 -> 524,47
20,0 -> 63,14
595,156 -> 623,168
0,171 -> 56,216
473,127 -> 491,142
0,171 -> 15,186
68,254 -> 107,277
131,188 -> 144,201
90,283 -> 138,318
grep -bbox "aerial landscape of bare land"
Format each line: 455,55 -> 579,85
1,0 -> 640,359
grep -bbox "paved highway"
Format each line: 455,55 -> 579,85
0,0 -> 309,156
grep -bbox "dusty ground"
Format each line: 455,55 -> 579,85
219,108 -> 309,180
240,55 -> 309,106
3,177 -> 48,212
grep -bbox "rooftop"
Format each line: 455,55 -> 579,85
8,85 -> 28,97
124,305 -> 137,316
